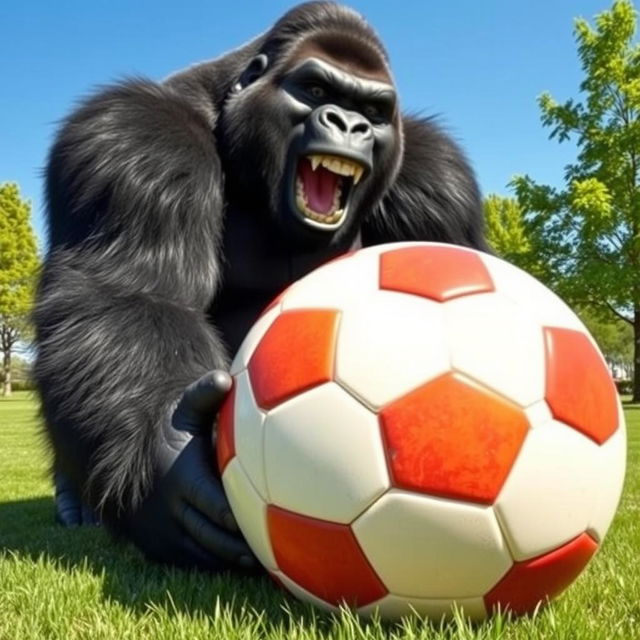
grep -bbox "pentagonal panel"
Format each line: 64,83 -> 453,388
281,248 -> 381,311
445,292 -> 545,407
544,327 -> 619,444
494,421 -> 599,560
231,370 -> 268,499
264,383 -> 389,523
358,594 -> 487,622
484,533 -> 598,616
479,252 -> 585,331
230,304 -> 281,376
353,490 -> 512,598
380,244 -> 495,302
248,309 -> 340,410
268,505 -> 387,607
221,458 -> 276,571
379,373 -> 529,504
589,410 -> 627,541
216,383 -> 236,474
335,290 -> 449,409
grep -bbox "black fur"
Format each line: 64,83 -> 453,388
35,2 -> 485,541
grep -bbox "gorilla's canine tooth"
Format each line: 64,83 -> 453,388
311,156 -> 321,171
353,166 -> 363,184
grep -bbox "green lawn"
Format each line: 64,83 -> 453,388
0,391 -> 638,640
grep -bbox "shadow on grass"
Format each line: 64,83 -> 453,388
0,495 -> 333,630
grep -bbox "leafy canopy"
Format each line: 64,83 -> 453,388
511,0 -> 640,321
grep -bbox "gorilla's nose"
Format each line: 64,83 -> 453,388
317,106 -> 373,142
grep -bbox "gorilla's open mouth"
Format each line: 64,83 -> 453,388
294,155 -> 364,229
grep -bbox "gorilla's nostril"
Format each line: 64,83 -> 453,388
325,111 -> 348,132
352,122 -> 371,135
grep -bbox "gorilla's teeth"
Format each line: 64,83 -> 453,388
307,154 -> 363,180
295,176 -> 344,225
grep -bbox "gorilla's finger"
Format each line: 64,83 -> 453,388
54,494 -> 81,528
174,370 -> 232,433
181,503 -> 257,569
187,474 -> 239,533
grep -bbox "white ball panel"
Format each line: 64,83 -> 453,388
352,490 -> 512,598
230,305 -> 281,376
524,400 -> 554,429
445,292 -> 545,407
335,291 -> 450,409
358,593 -> 487,622
233,370 -> 268,500
494,421 -> 599,560
264,383 -> 390,523
589,407 -> 627,541
479,253 -> 584,331
221,458 -> 276,571
281,250 -> 380,311
271,570 -> 339,613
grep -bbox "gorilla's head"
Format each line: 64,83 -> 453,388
219,2 -> 403,248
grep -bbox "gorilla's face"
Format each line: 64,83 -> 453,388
220,40 -> 401,247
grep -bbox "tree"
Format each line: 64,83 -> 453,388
0,183 -> 39,396
511,0 -> 640,400
483,194 -> 550,280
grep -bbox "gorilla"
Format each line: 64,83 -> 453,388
35,1 -> 487,572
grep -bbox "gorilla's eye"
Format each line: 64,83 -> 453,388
363,104 -> 382,121
308,85 -> 327,99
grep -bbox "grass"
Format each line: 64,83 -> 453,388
0,391 -> 638,640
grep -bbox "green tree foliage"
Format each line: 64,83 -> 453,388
511,0 -> 640,399
483,194 -> 550,280
0,183 -> 39,396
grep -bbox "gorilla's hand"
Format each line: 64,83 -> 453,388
126,370 -> 258,572
54,471 -> 100,527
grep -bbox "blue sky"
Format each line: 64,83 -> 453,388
0,0 -> 622,246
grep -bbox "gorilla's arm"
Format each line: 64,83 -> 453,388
35,80 -> 253,569
362,116 -> 488,251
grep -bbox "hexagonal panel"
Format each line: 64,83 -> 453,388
281,248 -> 381,311
264,383 -> 390,523
230,370 -> 268,499
352,490 -> 512,598
484,533 -> 598,616
216,383 -> 236,474
589,409 -> 627,541
379,244 -> 495,302
479,252 -> 585,331
379,373 -> 529,504
335,290 -> 449,409
494,421 -> 599,560
230,304 -> 281,376
248,309 -> 340,410
358,594 -> 487,622
268,505 -> 387,607
221,458 -> 276,571
544,327 -> 619,444
445,292 -> 545,407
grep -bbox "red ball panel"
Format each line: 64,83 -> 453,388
379,245 -> 495,302
248,310 -> 340,410
267,505 -> 388,607
216,383 -> 236,473
484,532 -> 598,615
544,327 -> 618,444
380,373 -> 529,504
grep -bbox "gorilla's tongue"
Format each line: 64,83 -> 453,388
299,158 -> 340,214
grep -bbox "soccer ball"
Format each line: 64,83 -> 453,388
216,242 -> 626,621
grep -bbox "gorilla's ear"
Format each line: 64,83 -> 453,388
236,54 -> 269,90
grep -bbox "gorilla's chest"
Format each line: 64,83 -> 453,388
208,208 -> 360,358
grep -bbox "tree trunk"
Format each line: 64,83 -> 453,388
2,347 -> 11,397
633,308 -> 640,403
